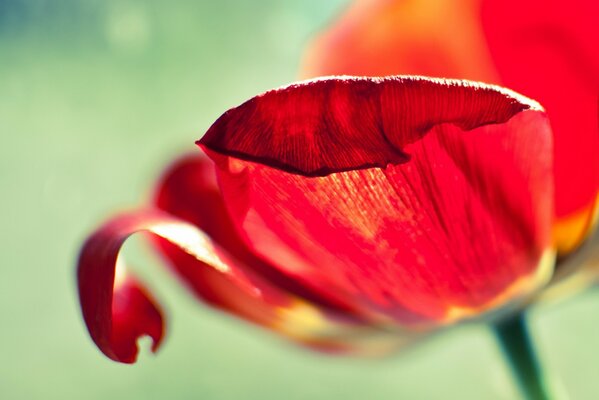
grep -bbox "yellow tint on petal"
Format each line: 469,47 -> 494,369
270,299 -> 412,356
114,255 -> 127,288
552,194 -> 599,255
274,299 -> 336,336
267,244 -> 550,354
537,232 -> 599,303
441,248 -> 555,323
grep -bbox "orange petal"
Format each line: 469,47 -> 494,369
301,0 -> 498,82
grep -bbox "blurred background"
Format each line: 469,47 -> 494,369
1,0 -> 599,399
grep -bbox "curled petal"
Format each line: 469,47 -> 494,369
199,76 -> 555,325
77,215 -> 166,363
110,272 -> 164,362
77,209 -> 411,361
77,210 -> 282,363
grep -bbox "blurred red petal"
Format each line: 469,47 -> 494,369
481,0 -> 599,220
199,76 -> 555,324
302,0 -> 499,82
303,0 -> 599,254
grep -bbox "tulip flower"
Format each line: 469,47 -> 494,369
79,74 -> 559,366
76,4 -> 599,400
302,0 -> 599,259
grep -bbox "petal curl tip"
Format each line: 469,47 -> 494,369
110,275 -> 164,362
77,213 -> 165,363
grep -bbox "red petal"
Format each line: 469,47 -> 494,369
151,155 -> 423,354
78,209 -> 399,361
77,210 -> 285,363
303,0 -> 599,253
110,274 -> 164,361
199,76 -> 555,324
481,0 -> 599,220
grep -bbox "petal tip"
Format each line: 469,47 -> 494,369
110,277 -> 165,363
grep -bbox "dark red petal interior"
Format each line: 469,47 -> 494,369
199,76 -> 537,176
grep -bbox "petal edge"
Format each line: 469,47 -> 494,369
198,76 -> 542,177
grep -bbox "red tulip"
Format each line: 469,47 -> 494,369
78,76 -> 556,363
302,0 -> 599,256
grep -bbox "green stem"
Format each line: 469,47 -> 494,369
493,313 -> 554,400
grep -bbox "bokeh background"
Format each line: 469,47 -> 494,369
2,1 -> 599,399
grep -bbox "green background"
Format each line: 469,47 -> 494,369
1,1 -> 598,399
